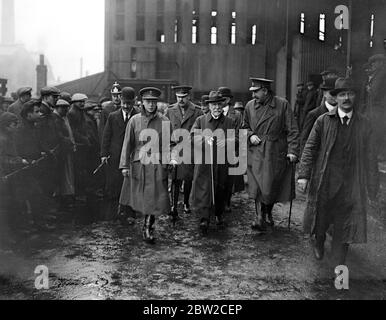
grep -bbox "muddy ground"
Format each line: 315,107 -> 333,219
0,185 -> 386,300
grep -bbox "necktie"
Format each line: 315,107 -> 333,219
342,116 -> 349,125
124,112 -> 128,124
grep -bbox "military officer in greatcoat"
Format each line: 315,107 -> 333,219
165,85 -> 203,220
242,78 -> 299,232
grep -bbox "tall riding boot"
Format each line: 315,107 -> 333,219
183,180 -> 192,214
251,201 -> 267,232
265,203 -> 275,227
142,215 -> 156,244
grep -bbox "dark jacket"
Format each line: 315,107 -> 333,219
165,101 -> 203,180
7,99 -> 24,118
190,113 -> 238,211
242,94 -> 299,203
101,107 -> 138,198
298,109 -> 379,243
304,88 -> 318,115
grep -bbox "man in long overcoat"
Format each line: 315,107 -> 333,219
191,91 -> 238,234
165,85 -> 202,219
298,78 -> 379,265
119,87 -> 177,244
100,82 -> 122,132
242,78 -> 299,232
101,87 -> 138,221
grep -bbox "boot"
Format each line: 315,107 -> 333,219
199,218 -> 209,235
265,204 -> 275,227
251,202 -> 267,232
183,203 -> 191,214
142,215 -> 155,244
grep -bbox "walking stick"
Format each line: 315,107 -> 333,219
288,160 -> 296,230
170,164 -> 178,226
209,138 -> 215,207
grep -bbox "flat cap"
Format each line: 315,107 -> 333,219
121,87 -> 136,102
71,93 -> 88,103
60,92 -> 72,103
139,87 -> 162,100
249,77 -> 274,91
84,100 -> 98,110
218,87 -> 233,98
368,53 -> 386,64
55,99 -> 71,107
172,85 -> 193,97
0,112 -> 18,129
17,87 -> 32,97
40,86 -> 61,97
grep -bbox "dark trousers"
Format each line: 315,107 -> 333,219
172,179 -> 192,208
200,185 -> 226,221
315,183 -> 352,264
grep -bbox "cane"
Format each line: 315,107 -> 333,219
170,164 -> 178,226
209,137 -> 215,208
288,160 -> 296,230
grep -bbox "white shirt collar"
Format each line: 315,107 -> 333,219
325,101 -> 336,112
337,108 -> 353,124
223,105 -> 230,116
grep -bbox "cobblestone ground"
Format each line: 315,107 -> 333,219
0,187 -> 386,300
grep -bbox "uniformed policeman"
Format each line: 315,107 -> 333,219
165,85 -> 203,220
100,82 -> 122,131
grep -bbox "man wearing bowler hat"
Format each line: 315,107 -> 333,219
191,91 -> 238,234
101,87 -> 138,221
8,87 -> 32,118
300,76 -> 338,151
242,77 -> 299,232
298,78 -> 379,266
166,85 -> 202,220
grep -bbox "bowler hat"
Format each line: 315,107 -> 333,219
140,87 -> 162,100
249,77 -> 273,91
320,77 -> 338,91
218,87 -> 233,98
173,85 -> 192,97
121,87 -> 136,102
201,94 -> 209,104
330,77 -> 357,96
205,91 -> 226,104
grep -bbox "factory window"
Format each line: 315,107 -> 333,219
131,47 -> 137,78
230,11 -> 237,44
175,0 -> 182,43
319,13 -> 325,41
136,0 -> 145,41
115,0 -> 125,40
370,14 -> 375,47
211,10 -> 217,44
251,25 -> 257,45
192,0 -> 200,44
157,0 -> 165,42
300,12 -> 305,34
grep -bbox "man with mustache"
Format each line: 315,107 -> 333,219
298,78 -> 379,266
242,78 -> 299,232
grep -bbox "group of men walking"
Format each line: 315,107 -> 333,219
0,54 -> 383,266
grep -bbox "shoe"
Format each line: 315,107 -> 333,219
215,216 -> 226,228
313,240 -> 324,260
183,204 -> 191,214
266,213 -> 274,227
199,219 -> 209,234
251,219 -> 267,232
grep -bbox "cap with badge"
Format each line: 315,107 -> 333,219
71,93 -> 88,103
172,85 -> 192,98
110,82 -> 122,94
40,86 -> 61,97
17,87 -> 32,97
139,87 -> 162,100
249,77 -> 274,91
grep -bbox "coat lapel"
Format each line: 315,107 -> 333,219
254,98 -> 276,131
181,102 -> 195,126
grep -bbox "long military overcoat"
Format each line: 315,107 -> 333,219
242,95 -> 299,204
165,101 -> 202,181
119,110 -> 174,217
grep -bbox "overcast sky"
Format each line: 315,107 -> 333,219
13,0 -> 105,82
